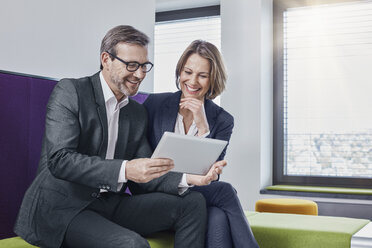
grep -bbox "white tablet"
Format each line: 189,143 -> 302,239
151,132 -> 228,175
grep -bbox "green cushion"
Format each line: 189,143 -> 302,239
146,231 -> 174,248
246,211 -> 370,248
0,237 -> 37,248
266,185 -> 372,195
0,234 -> 174,248
1,212 -> 369,248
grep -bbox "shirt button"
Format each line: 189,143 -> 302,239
91,192 -> 98,198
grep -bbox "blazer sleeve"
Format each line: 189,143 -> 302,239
210,112 -> 234,161
127,172 -> 184,196
45,79 -> 123,192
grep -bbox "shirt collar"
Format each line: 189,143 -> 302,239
99,71 -> 129,110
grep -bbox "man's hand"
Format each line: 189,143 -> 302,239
186,160 -> 227,186
126,158 -> 174,183
179,97 -> 209,136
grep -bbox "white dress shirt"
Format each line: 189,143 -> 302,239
99,73 -> 128,192
175,113 -> 210,137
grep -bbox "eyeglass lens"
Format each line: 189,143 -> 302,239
126,63 -> 149,72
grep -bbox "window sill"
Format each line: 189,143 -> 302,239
261,185 -> 372,200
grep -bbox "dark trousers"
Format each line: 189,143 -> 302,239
62,191 -> 206,248
192,181 -> 259,248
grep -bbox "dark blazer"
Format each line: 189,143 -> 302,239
14,73 -> 183,248
143,91 -> 234,161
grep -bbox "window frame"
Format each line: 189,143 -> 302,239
273,0 -> 372,189
156,5 -> 220,22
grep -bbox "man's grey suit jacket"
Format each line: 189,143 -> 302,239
14,72 -> 183,248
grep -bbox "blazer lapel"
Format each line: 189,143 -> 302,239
114,106 -> 130,159
91,72 -> 109,158
204,99 -> 218,135
160,91 -> 182,133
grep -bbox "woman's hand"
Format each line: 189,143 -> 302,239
186,160 -> 227,186
179,97 -> 209,136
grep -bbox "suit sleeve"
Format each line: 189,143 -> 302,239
45,79 -> 122,192
127,172 -> 184,196
209,112 -> 234,161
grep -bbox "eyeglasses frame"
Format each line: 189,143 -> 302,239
106,51 -> 154,73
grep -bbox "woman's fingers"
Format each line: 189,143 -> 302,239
180,98 -> 203,111
179,101 -> 201,113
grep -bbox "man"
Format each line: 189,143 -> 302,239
14,25 -> 213,248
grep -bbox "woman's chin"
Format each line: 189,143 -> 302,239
183,92 -> 198,98
184,94 -> 206,102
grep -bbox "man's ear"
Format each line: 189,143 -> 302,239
101,52 -> 111,70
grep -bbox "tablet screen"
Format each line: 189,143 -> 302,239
151,132 -> 227,175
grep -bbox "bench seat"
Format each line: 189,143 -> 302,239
1,211 -> 369,248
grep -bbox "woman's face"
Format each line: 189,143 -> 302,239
179,53 -> 211,101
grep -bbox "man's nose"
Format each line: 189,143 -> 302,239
133,68 -> 146,79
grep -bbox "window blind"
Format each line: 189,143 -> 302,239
283,1 -> 372,178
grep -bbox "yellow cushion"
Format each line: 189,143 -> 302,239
255,198 -> 318,215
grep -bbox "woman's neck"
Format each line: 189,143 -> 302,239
178,108 -> 194,134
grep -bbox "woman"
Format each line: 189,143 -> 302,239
143,40 -> 259,248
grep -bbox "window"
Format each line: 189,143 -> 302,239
273,0 -> 372,188
154,6 -> 221,104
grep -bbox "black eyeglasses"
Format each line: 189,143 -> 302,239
106,51 -> 153,73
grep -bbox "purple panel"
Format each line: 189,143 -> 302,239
0,73 -> 30,238
0,71 -> 57,239
0,71 -> 148,238
130,91 -> 149,104
28,79 -> 56,183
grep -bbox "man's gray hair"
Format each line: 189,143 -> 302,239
100,25 -> 149,69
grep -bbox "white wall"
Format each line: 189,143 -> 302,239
220,0 -> 273,210
0,0 -> 155,92
260,0 -> 274,198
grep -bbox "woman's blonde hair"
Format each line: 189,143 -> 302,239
175,40 -> 227,99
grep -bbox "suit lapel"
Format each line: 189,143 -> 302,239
160,91 -> 182,133
91,72 -> 109,158
204,99 -> 218,134
114,105 -> 130,159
